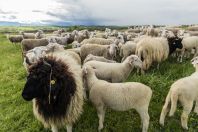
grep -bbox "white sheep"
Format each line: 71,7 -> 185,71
7,34 -> 23,44
21,38 -> 49,53
83,54 -> 116,64
159,56 -> 198,130
80,44 -> 117,61
83,65 -> 152,132
178,36 -> 198,62
46,36 -> 69,46
20,31 -> 35,39
81,38 -> 114,45
120,41 -> 137,62
83,55 -> 143,82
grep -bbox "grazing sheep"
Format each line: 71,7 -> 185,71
80,44 -> 117,61
81,38 -> 114,45
22,54 -> 84,132
47,36 -> 69,46
178,36 -> 198,62
21,38 -> 49,54
7,34 -> 23,44
136,37 -> 183,70
84,55 -> 143,82
120,41 -> 137,62
20,31 -> 35,39
159,57 -> 198,130
83,65 -> 152,132
83,54 -> 116,64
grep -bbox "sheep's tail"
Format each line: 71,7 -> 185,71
159,91 -> 171,126
169,90 -> 178,116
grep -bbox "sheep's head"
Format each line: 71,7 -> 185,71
108,44 -> 118,59
72,41 -> 81,48
167,37 -> 183,54
126,55 -> 143,68
22,56 -> 76,104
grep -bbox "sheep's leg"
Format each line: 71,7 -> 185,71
51,125 -> 58,132
193,47 -> 198,57
179,50 -> 185,62
194,99 -> 198,114
157,63 -> 160,70
66,124 -> 72,132
97,105 -> 106,131
181,100 -> 193,130
136,107 -> 150,132
121,56 -> 126,62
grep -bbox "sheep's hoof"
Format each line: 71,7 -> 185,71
159,120 -> 164,126
182,125 -> 188,130
98,126 -> 103,132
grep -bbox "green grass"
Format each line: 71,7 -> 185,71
0,32 -> 198,132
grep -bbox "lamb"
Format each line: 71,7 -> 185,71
159,56 -> 198,130
82,65 -> 152,132
67,48 -> 81,56
83,55 -> 143,82
81,38 -> 114,45
120,41 -> 137,62
83,54 -> 116,64
22,53 -> 84,132
7,34 -> 23,44
135,37 -> 183,70
80,43 -> 118,61
178,36 -> 198,62
21,38 -> 49,54
20,31 -> 35,39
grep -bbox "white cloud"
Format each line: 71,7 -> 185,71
0,0 -> 198,25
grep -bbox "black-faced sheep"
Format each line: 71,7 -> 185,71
136,37 -> 183,70
22,54 -> 84,132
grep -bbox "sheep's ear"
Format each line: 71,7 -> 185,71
25,56 -> 32,65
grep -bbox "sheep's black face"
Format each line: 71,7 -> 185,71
168,37 -> 183,54
22,62 -> 51,101
22,56 -> 77,120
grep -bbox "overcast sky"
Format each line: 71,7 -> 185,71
0,0 -> 198,26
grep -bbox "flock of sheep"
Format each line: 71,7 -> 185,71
7,25 -> 198,132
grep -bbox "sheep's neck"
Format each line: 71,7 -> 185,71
122,62 -> 134,78
87,73 -> 98,90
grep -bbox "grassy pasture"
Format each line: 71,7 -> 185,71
0,28 -> 198,132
